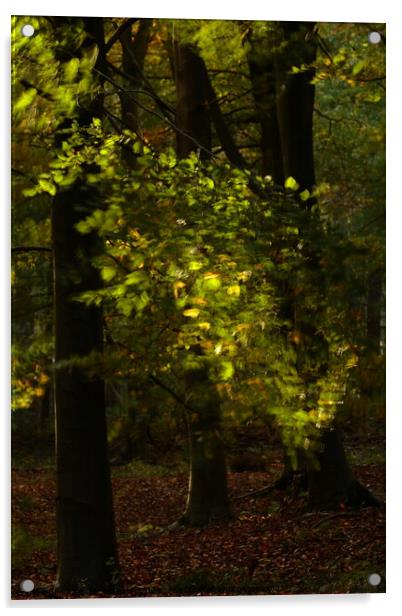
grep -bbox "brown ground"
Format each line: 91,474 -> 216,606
11,445 -> 385,599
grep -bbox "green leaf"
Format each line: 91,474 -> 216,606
189,261 -> 203,271
38,178 -> 56,196
14,88 -> 37,114
125,271 -> 148,286
64,57 -> 80,82
284,176 -> 299,191
352,60 -> 365,76
219,360 -> 234,381
117,298 -> 134,317
299,189 -> 310,201
101,266 -> 117,282
202,272 -> 221,291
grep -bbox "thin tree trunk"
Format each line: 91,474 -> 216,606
52,17 -> 121,593
203,69 -> 247,168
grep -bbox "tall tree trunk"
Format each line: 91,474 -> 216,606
273,22 -> 379,511
275,21 -> 317,193
248,30 -> 284,183
170,40 -> 232,525
182,365 -> 233,526
119,19 -> 152,167
52,17 -> 121,593
171,41 -> 212,160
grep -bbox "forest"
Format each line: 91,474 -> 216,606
11,15 -> 385,598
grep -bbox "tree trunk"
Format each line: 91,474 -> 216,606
203,67 -> 247,168
171,41 -> 212,160
307,427 -> 380,510
275,21 -> 317,194
272,23 -> 379,511
119,19 -> 152,167
248,30 -> 284,183
52,17 -> 121,593
182,365 -> 233,526
169,40 -> 232,525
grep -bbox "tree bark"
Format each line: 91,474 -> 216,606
274,22 -> 317,194
307,427 -> 380,510
171,41 -> 212,160
272,23 -> 379,511
52,17 -> 121,593
182,365 -> 233,526
248,30 -> 284,183
203,68 -> 247,168
169,41 -> 232,523
119,19 -> 152,167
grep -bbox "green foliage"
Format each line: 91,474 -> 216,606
19,113 -> 362,455
11,16 -> 385,464
12,339 -> 52,411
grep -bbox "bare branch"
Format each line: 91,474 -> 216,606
105,18 -> 139,53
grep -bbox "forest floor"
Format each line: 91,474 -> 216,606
11,435 -> 385,600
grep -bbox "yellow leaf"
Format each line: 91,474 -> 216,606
214,342 -> 223,355
189,260 -> 203,271
183,308 -> 200,318
203,272 -> 220,280
237,271 -> 252,282
225,343 -> 238,355
235,323 -> 250,331
192,296 -> 208,305
198,322 -> 211,331
227,284 -> 241,297
129,228 -> 141,240
173,280 -> 186,299
200,340 -> 214,352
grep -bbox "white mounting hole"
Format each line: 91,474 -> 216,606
368,31 -> 381,44
367,573 -> 381,586
21,24 -> 35,37
20,579 -> 35,592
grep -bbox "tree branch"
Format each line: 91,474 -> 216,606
105,18 -> 138,53
95,67 -> 217,160
12,246 -> 52,254
148,373 -> 195,413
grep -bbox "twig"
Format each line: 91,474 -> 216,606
95,67 -> 216,160
311,511 -> 358,529
148,373 -> 195,414
314,107 -> 342,123
234,477 -> 288,501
